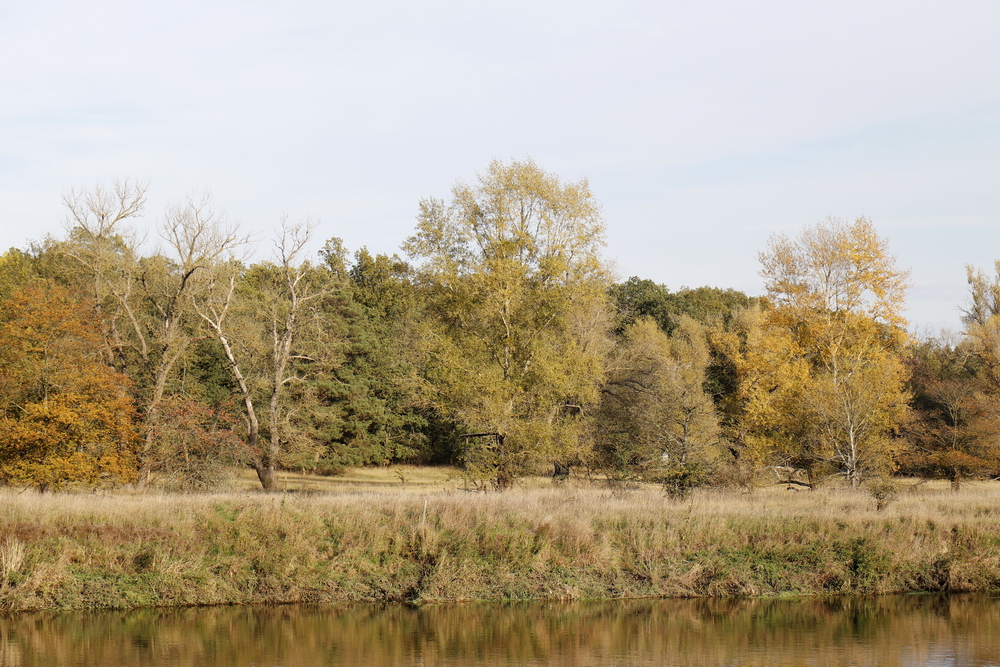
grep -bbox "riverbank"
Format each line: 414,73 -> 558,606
1,477 -> 999,611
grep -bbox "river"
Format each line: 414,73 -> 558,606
1,594 -> 999,666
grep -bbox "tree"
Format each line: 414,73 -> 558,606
60,179 -> 146,366
0,283 -> 139,490
403,159 -> 612,488
60,186 -> 249,481
711,303 -> 811,476
596,316 -> 724,495
901,262 -> 1000,487
758,216 -> 909,333
0,248 -> 37,302
300,246 -> 432,468
798,343 -> 910,484
901,337 -> 1000,488
144,395 -> 245,491
609,277 -> 756,335
195,221 -> 339,490
751,217 -> 912,485
964,262 -> 1000,390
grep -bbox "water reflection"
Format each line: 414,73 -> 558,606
1,595 -> 999,666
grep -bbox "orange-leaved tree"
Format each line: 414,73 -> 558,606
0,282 -> 139,490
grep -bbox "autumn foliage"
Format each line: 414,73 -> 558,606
1,169 -> 999,492
0,283 -> 139,489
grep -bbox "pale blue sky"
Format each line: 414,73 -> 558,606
1,0 -> 998,332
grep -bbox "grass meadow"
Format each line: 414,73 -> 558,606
1,467 -> 999,611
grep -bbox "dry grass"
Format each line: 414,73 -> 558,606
227,465 -> 568,493
1,471 -> 1000,611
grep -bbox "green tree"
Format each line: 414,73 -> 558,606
327,248 -> 431,463
596,316 -> 724,495
609,277 -> 756,335
277,243 -> 431,470
403,159 -> 612,488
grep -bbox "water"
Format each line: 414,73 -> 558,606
1,594 -> 999,666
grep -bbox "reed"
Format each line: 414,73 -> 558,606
1,477 -> 999,611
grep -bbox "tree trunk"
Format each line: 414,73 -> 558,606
137,316 -> 187,484
137,360 -> 170,484
215,330 -> 265,488
255,464 -> 278,490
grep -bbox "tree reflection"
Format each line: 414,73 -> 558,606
0,595 -> 998,666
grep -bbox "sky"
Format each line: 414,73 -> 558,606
1,0 -> 998,334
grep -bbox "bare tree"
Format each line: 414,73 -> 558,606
61,179 -> 147,366
63,186 -> 250,481
194,220 -> 336,490
135,196 -> 250,479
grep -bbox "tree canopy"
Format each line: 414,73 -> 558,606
743,217 -> 912,485
0,283 -> 139,490
404,158 -> 612,487
3,167 -> 996,493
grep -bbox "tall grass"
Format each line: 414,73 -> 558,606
1,479 -> 1000,610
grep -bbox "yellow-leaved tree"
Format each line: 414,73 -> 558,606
0,283 -> 139,490
964,262 -> 1000,390
712,303 -> 811,475
403,159 -> 612,488
723,217 -> 911,486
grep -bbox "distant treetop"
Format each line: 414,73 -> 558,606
609,276 -> 758,335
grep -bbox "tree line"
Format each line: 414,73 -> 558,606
0,159 -> 997,492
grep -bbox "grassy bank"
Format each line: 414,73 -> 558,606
2,474 -> 1000,611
